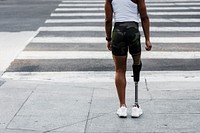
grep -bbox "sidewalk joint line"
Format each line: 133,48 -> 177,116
43,88 -> 96,133
6,127 -> 39,132
43,111 -> 114,133
5,85 -> 39,129
84,88 -> 95,133
0,79 -> 6,87
145,78 -> 153,102
145,78 -> 149,91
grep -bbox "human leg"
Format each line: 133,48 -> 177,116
127,24 -> 143,117
113,55 -> 127,107
132,52 -> 142,104
131,53 -> 143,118
111,23 -> 129,117
131,53 -> 143,117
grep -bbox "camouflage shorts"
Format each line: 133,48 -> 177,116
112,22 -> 141,56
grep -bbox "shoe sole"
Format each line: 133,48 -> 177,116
131,115 -> 139,118
131,113 -> 142,118
118,115 -> 127,118
117,113 -> 127,118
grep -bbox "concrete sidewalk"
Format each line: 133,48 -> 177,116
0,31 -> 38,76
0,72 -> 200,133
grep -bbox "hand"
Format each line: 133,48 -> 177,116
107,41 -> 112,51
145,40 -> 152,51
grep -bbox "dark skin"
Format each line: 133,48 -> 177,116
104,0 -> 113,50
105,0 -> 152,107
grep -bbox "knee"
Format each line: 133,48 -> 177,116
132,52 -> 141,65
116,68 -> 126,73
115,62 -> 127,73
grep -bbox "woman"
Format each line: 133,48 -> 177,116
105,0 -> 152,118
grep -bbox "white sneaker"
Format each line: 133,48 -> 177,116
131,105 -> 143,118
116,105 -> 127,118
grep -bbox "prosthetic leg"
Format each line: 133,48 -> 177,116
131,62 -> 143,118
132,62 -> 142,107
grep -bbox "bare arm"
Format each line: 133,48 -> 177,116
138,0 -> 152,51
104,0 -> 113,50
105,0 -> 113,39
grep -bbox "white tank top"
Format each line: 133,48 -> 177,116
112,0 -> 140,23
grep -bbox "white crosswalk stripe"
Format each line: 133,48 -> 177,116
2,0 -> 200,82
16,51 -> 200,59
2,71 -> 200,83
45,18 -> 200,23
59,3 -> 200,6
55,7 -> 200,11
62,0 -> 199,3
31,37 -> 200,44
39,26 -> 200,32
51,12 -> 200,16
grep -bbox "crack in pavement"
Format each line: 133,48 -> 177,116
0,79 -> 6,87
84,88 -> 95,133
43,88 -> 97,133
5,84 -> 39,129
145,78 -> 149,91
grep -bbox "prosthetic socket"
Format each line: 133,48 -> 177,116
132,62 -> 142,82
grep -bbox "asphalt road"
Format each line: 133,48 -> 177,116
0,0 -> 61,32
1,0 -> 200,73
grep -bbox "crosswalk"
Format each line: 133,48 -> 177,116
2,0 -> 200,82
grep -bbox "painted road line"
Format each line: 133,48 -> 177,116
45,19 -> 103,23
146,3 -> 200,6
16,51 -> 200,59
148,12 -> 200,15
31,37 -> 200,44
55,8 -> 104,11
55,7 -> 200,11
45,18 -> 200,23
62,1 -> 104,3
62,0 -> 103,2
38,26 -> 200,32
2,71 -> 200,83
59,4 -> 102,7
62,0 -> 200,3
51,13 -> 104,17
147,0 -> 200,2
62,0 -> 200,2
45,19 -> 105,23
59,3 -> 200,6
38,26 -> 104,31
51,12 -> 200,16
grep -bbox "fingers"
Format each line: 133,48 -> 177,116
107,41 -> 112,51
108,46 -> 112,51
145,46 -> 151,51
145,44 -> 152,51
145,41 -> 152,51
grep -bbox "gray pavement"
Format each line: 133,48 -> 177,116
2,0 -> 200,73
0,74 -> 200,133
0,32 -> 38,76
1,0 -> 200,132
0,0 -> 61,75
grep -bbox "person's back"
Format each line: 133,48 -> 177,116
112,0 -> 139,23
105,0 -> 152,118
